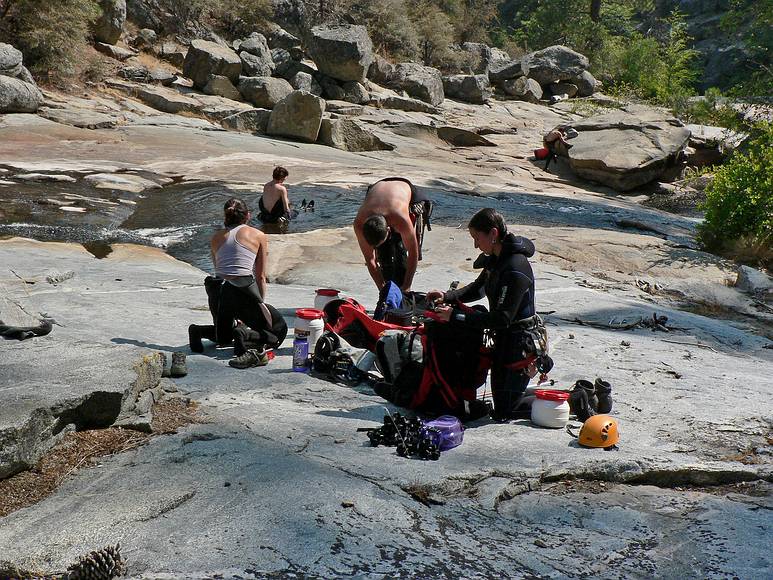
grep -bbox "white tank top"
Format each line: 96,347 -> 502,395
215,224 -> 257,278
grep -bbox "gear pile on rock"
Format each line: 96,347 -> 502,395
366,412 -> 441,460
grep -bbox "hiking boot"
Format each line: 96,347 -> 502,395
595,378 -> 613,414
159,352 -> 171,378
170,351 -> 188,377
188,324 -> 204,354
569,380 -> 597,421
229,348 -> 268,369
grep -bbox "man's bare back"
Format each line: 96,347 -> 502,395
262,180 -> 289,213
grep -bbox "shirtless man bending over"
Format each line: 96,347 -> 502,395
353,177 -> 432,292
258,166 -> 290,224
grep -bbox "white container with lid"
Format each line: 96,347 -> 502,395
314,288 -> 340,312
295,308 -> 325,354
531,389 -> 571,429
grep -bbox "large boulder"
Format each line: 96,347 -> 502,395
204,75 -> 242,101
240,51 -> 274,77
289,72 -> 322,96
266,24 -> 300,50
307,25 -> 374,83
318,118 -> 394,151
157,42 -> 187,68
558,106 -> 692,191
94,0 -> 126,45
367,55 -> 394,86
237,76 -> 293,108
521,45 -> 589,86
341,81 -> 369,105
572,70 -> 598,97
239,33 -> 274,76
489,47 -> 511,64
548,81 -> 578,98
459,42 -> 492,74
488,59 -> 523,82
377,95 -> 440,114
183,39 -> 241,89
442,74 -> 491,104
0,43 -> 24,78
503,77 -> 542,103
391,63 -> 444,106
0,76 -> 43,113
221,108 -> 271,133
267,90 -> 326,142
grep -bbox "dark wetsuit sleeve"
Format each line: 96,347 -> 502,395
444,270 -> 487,304
452,270 -> 531,330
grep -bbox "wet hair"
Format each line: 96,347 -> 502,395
362,214 -> 389,246
469,208 -> 507,241
223,198 -> 249,227
273,166 -> 289,180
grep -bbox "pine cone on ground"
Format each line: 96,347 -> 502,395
64,544 -> 125,580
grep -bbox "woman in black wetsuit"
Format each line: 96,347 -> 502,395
428,208 -> 538,421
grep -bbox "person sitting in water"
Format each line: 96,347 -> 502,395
188,198 -> 288,369
353,177 -> 433,292
427,208 -> 537,421
258,166 -> 291,224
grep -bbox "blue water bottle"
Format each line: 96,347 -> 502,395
292,336 -> 309,372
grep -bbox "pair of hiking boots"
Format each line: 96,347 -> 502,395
568,379 -> 613,421
160,352 -> 188,378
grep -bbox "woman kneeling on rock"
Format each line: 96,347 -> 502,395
428,208 -> 539,421
188,198 -> 288,369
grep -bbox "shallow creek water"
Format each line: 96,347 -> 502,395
0,178 -> 694,271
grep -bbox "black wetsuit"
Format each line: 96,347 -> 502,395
444,233 -> 536,419
258,197 -> 289,224
367,177 -> 433,287
194,276 -> 288,355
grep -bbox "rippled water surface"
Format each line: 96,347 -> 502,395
0,178 -> 687,270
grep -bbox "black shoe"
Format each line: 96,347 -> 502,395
188,324 -> 204,353
306,200 -> 315,211
595,378 -> 613,414
569,380 -> 597,421
229,348 -> 268,369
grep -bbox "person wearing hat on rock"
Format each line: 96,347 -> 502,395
354,177 -> 433,292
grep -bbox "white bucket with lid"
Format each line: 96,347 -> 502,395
295,308 -> 325,354
314,288 -> 340,312
531,389 -> 570,429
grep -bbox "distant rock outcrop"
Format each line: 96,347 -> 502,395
556,106 -> 691,191
183,40 -> 241,90
390,63 -> 444,106
267,90 -> 326,142
94,0 -> 127,45
307,25 -> 374,83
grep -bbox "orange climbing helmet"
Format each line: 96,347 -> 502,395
579,415 -> 620,448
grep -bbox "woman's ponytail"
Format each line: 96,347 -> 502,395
223,198 -> 249,227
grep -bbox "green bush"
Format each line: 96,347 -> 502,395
0,0 -> 100,77
210,0 -> 272,38
699,122 -> 773,268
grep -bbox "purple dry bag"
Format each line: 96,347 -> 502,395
423,415 -> 464,451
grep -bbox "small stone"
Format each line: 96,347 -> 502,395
334,438 -> 345,444
224,481 -> 231,487
568,334 -> 575,339
341,500 -> 355,508
620,340 -> 630,346
534,539 -> 549,548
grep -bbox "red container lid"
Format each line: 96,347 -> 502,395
534,389 -> 570,402
316,288 -> 340,297
296,308 -> 324,320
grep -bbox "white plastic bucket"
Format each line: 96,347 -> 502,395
531,389 -> 570,429
295,308 -> 325,354
314,288 -> 340,311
